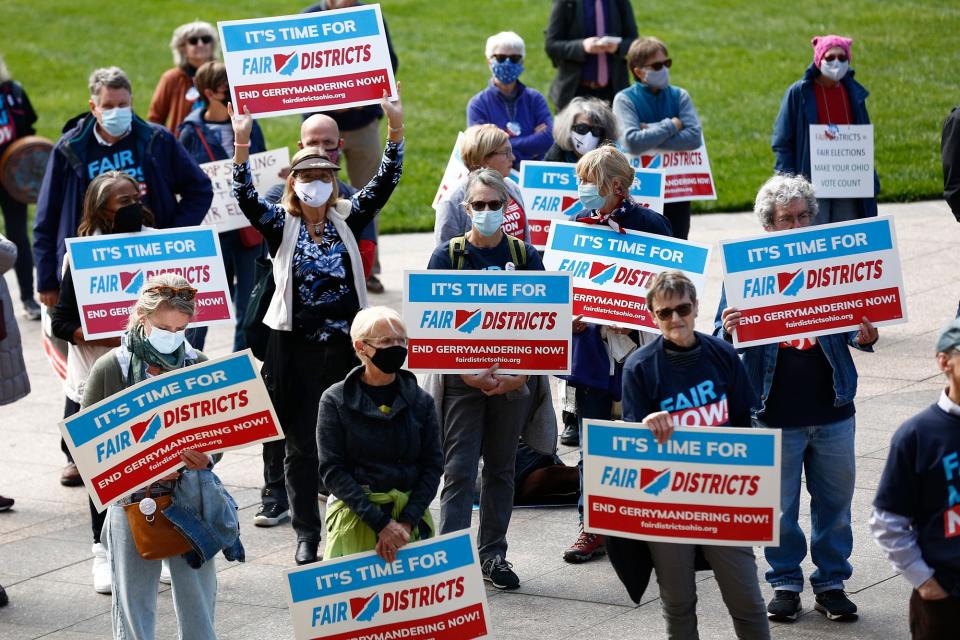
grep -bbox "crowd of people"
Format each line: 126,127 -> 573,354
0,1 -> 958,639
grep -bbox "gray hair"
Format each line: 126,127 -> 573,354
462,168 -> 510,209
127,273 -> 197,331
553,97 -> 620,152
645,271 -> 698,312
88,67 -> 132,104
0,55 -> 10,83
754,174 -> 819,228
350,306 -> 406,344
485,31 -> 525,58
170,21 -> 219,67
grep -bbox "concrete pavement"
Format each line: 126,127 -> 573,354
0,200 -> 957,639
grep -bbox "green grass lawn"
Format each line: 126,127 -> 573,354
3,0 -> 957,234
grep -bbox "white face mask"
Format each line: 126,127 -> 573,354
147,327 -> 185,354
820,59 -> 849,82
293,179 -> 333,206
571,131 -> 600,154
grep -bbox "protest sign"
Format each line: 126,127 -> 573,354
431,132 -> 466,210
583,419 -> 781,546
720,216 -> 906,348
218,4 -> 398,118
404,270 -> 572,375
65,227 -> 234,341
627,141 -> 717,202
809,124 -> 874,198
201,148 -> 289,232
285,531 -> 492,640
60,350 -> 282,512
543,220 -> 710,332
519,160 -> 664,249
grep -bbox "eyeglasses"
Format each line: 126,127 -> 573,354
492,54 -> 522,64
773,211 -> 814,228
822,54 -> 848,63
644,58 -> 672,71
653,303 -> 694,321
146,286 -> 198,301
468,199 -> 505,211
487,148 -> 514,159
572,123 -> 604,137
187,35 -> 214,46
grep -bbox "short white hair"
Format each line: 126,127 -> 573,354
485,31 -> 525,58
350,306 -> 406,344
88,67 -> 132,104
754,174 -> 819,228
170,21 -> 219,67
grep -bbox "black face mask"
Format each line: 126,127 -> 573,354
111,203 -> 144,233
370,345 -> 407,374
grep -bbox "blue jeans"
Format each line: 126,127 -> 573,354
103,505 -> 217,639
575,385 -> 615,522
760,416 -> 856,593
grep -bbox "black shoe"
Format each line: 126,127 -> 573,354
814,589 -> 858,621
295,540 -> 320,565
22,299 -> 41,321
481,555 -> 519,590
0,584 -> 7,607
0,495 -> 13,512
559,422 -> 579,446
767,590 -> 801,621
60,462 -> 83,487
365,275 -> 385,294
253,502 -> 289,527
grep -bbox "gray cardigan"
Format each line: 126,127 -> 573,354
0,234 -> 29,405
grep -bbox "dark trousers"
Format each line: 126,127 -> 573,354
663,201 -> 692,240
261,439 -> 288,505
575,385 -> 615,521
263,330 -> 356,543
0,184 -> 33,300
910,590 -> 960,640
574,83 -> 616,106
219,230 -> 263,352
61,396 -> 80,463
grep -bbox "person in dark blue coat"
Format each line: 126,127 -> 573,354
178,61 -> 267,352
32,66 -> 212,308
467,31 -> 553,168
772,35 -> 879,222
561,144 -> 672,564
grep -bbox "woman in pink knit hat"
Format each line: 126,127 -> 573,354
771,35 -> 879,224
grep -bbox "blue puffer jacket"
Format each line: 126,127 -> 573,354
164,468 -> 244,568
178,108 -> 266,163
32,113 -> 213,292
713,286 -> 874,416
771,63 -> 879,216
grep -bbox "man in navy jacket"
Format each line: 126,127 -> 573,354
32,66 -> 212,306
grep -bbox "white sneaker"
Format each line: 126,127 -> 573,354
91,543 -> 111,594
159,559 -> 171,585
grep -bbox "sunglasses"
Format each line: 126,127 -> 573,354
187,35 -> 214,46
572,123 -> 604,137
468,199 -> 505,211
822,54 -> 848,63
492,54 -> 523,64
644,58 -> 673,71
653,302 -> 694,321
146,286 -> 198,301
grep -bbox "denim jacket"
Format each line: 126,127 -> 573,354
164,469 -> 244,568
713,286 -> 874,415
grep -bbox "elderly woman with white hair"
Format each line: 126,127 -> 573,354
317,306 -> 442,562
545,96 -> 619,164
466,31 -> 553,168
716,173 -> 878,623
148,21 -> 218,132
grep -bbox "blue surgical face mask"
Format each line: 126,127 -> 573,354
643,67 -> 670,90
147,326 -> 186,354
100,106 -> 133,137
490,59 -> 524,85
472,209 -> 504,236
577,183 -> 607,212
